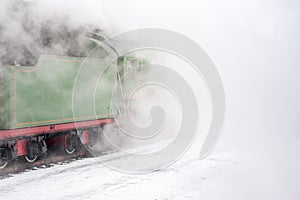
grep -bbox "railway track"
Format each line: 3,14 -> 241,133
0,150 -> 90,178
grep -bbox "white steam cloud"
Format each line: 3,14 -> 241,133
0,0 -> 113,65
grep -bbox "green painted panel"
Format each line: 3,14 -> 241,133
1,55 -> 116,129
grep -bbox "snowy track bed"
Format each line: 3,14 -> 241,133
0,140 -> 235,200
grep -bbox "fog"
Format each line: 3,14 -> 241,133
0,0 -> 114,65
100,0 -> 300,198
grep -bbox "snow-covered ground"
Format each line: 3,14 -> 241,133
0,141 -> 234,200
1,130 -> 299,200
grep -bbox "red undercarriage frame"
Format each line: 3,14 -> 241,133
0,118 -> 114,156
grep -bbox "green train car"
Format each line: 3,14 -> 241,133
0,51 -> 147,168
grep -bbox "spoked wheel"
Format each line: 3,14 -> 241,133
87,131 -> 100,151
0,148 -> 9,169
25,141 -> 39,163
65,134 -> 77,154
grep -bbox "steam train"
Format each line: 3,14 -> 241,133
0,41 -> 147,169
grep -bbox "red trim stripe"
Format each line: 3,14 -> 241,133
0,118 -> 114,140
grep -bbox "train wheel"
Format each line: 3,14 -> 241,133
0,160 -> 8,169
24,154 -> 38,163
25,141 -> 39,163
65,134 -> 76,154
87,131 -> 99,150
0,148 -> 9,169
